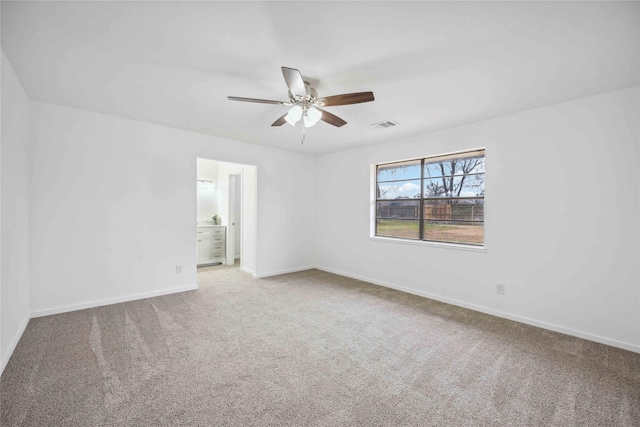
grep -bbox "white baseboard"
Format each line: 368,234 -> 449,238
10,265 -> 639,377
30,284 -> 199,318
253,265 -> 315,279
241,267 -> 256,276
315,265 -> 640,354
1,312 -> 30,375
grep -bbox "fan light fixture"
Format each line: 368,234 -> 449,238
285,105 -> 322,128
228,66 -> 375,144
304,107 -> 322,127
285,105 -> 302,126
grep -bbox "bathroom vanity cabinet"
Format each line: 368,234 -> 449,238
197,225 -> 226,266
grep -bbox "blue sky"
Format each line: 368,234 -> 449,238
377,157 -> 485,199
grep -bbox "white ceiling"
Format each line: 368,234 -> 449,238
2,1 -> 638,155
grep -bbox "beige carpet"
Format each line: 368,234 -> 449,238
2,264 -> 639,426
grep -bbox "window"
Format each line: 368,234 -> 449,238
375,149 -> 485,246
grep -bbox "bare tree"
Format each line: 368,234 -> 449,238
425,157 -> 484,200
378,157 -> 484,200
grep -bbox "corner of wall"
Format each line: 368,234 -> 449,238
1,50 -> 32,376
0,313 -> 29,375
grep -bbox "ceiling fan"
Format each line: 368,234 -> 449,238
228,67 -> 374,131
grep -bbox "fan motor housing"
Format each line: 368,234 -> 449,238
289,81 -> 317,104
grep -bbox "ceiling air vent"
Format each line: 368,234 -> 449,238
371,120 -> 399,129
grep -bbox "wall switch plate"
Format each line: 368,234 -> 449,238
176,265 -> 183,275
496,283 -> 505,295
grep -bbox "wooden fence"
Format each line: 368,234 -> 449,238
377,204 -> 484,221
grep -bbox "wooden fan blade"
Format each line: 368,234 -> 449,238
281,67 -> 306,98
316,92 -> 375,107
271,113 -> 288,127
228,96 -> 286,105
317,108 -> 347,127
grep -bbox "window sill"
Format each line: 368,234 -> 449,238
369,235 -> 487,253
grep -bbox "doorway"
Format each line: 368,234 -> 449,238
196,158 -> 257,276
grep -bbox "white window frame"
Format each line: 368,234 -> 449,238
370,148 -> 486,252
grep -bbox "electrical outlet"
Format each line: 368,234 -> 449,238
176,265 -> 183,275
496,283 -> 505,295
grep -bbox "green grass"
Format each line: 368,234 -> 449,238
376,219 -> 483,244
376,219 -> 420,239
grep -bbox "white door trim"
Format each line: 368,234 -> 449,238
228,173 -> 241,266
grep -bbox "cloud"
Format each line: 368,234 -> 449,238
382,182 -> 420,199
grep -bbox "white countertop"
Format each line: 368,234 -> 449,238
197,221 -> 225,228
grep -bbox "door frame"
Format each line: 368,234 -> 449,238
196,157 -> 257,277
227,173 -> 241,266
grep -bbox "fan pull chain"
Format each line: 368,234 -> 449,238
301,114 -> 305,144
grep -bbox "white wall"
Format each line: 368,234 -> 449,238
215,161 -> 244,265
215,160 -> 243,229
315,87 -> 640,352
196,185 -> 217,221
29,101 -> 316,316
197,157 -> 219,182
1,51 -> 31,373
196,158 -> 219,221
